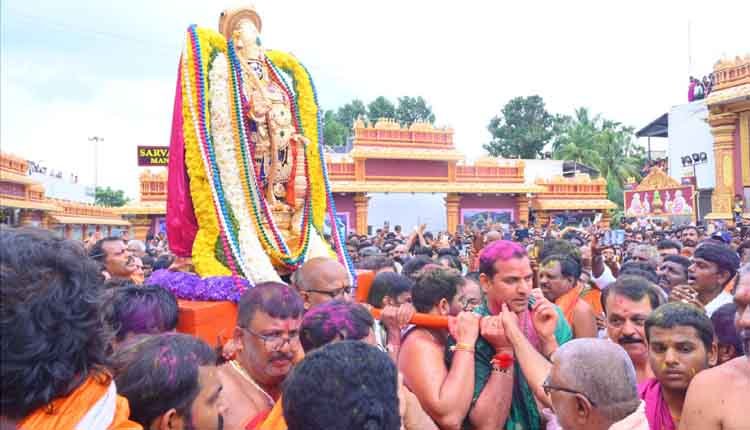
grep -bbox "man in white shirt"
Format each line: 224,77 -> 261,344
686,243 -> 739,317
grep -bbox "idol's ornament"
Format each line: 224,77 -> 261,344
164,5 -> 354,299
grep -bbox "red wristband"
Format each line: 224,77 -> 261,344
491,352 -> 514,370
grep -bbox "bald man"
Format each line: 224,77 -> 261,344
545,338 -> 648,430
292,257 -> 353,310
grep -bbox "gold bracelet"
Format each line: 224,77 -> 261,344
451,343 -> 475,353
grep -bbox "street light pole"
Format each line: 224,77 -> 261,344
89,136 -> 104,200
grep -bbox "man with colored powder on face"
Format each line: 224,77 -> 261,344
539,254 -> 597,338
291,257 -> 352,311
454,240 -> 573,430
216,282 -> 305,430
113,333 -> 227,430
639,303 -> 717,430
679,263 -> 750,430
601,276 -> 664,383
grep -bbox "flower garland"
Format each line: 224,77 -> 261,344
227,43 -> 312,270
265,50 -> 327,230
208,51 -> 281,283
180,26 -> 231,277
147,269 -> 250,303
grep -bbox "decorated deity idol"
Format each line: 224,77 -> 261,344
165,5 -> 353,289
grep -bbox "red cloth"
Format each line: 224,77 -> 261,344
166,59 -> 198,257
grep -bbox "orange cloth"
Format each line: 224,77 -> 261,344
257,400 -> 286,430
580,283 -> 604,316
555,285 -> 583,327
19,374 -> 141,430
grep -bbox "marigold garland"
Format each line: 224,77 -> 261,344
181,27 -> 230,277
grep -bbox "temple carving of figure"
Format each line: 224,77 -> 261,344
165,5 -> 352,286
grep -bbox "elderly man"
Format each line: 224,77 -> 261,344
680,264 -> 750,430
461,240 -> 572,430
545,338 -> 648,430
217,282 -> 305,429
539,254 -> 597,338
89,236 -> 136,281
127,239 -> 147,258
114,333 -> 227,430
672,243 -> 739,316
601,276 -> 663,383
628,244 -> 659,270
1,228 -> 139,429
639,303 -> 717,430
291,257 -> 352,310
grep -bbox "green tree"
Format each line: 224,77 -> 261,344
551,109 -> 644,206
335,99 -> 367,130
395,96 -> 435,125
95,186 -> 129,207
484,95 -> 555,159
323,110 -> 349,147
366,96 -> 397,123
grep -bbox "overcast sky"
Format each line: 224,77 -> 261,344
2,0 -> 749,199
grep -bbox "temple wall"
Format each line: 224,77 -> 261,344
332,193 -> 356,232
364,159 -> 448,179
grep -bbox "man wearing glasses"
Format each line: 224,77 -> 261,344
543,338 -> 648,430
291,257 -> 353,311
217,282 -> 305,430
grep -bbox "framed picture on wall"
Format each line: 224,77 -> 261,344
460,209 -> 513,231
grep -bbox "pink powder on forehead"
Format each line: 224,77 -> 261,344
479,240 -> 527,266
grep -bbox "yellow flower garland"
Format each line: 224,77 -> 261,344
265,50 -> 327,231
182,27 -> 231,276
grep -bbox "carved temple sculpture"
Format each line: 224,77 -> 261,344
705,54 -> 750,220
165,4 -> 353,285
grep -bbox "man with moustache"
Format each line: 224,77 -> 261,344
601,276 -> 664,383
462,240 -> 572,429
679,226 -> 701,258
656,255 -> 690,294
680,263 -> 750,430
89,236 -> 137,281
538,254 -> 597,338
639,303 -> 717,430
217,283 -> 305,429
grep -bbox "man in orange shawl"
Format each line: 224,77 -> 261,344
0,227 -> 140,430
539,254 -> 598,338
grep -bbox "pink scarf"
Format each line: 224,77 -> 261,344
638,378 -> 675,430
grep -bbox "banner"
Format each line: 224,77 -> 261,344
137,146 -> 170,166
624,186 -> 695,217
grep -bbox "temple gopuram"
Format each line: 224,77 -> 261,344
705,54 -> 750,220
0,152 -> 129,238
326,118 -> 616,234
117,170 -> 167,240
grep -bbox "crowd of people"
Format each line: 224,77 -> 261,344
2,215 -> 749,429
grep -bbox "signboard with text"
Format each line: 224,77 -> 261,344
137,146 -> 169,166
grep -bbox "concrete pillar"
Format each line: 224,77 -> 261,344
516,195 -> 529,225
353,193 -> 369,235
445,193 -> 462,234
